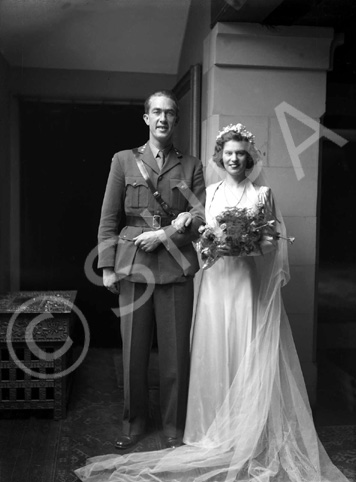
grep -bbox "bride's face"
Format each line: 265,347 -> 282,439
222,140 -> 248,179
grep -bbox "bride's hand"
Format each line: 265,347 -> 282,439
172,212 -> 192,233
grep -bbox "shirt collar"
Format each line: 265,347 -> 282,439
149,142 -> 173,159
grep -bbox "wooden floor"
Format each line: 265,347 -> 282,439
0,348 -> 355,482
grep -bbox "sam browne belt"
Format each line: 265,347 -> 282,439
126,215 -> 172,229
132,148 -> 176,219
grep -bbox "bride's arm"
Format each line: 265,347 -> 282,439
247,187 -> 278,256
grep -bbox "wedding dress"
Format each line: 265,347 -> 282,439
75,178 -> 350,482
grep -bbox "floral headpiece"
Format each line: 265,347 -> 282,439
216,123 -> 255,144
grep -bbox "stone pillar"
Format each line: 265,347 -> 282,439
201,22 -> 334,403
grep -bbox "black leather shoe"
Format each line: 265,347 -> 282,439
165,436 -> 183,449
115,434 -> 141,450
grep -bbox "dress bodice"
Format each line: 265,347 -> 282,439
206,178 -> 270,225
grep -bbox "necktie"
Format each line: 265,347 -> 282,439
156,150 -> 165,170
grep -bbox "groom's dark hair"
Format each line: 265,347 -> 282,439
144,90 -> 180,119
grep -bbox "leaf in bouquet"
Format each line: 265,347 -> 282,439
226,225 -> 243,238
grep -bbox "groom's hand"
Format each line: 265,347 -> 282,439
133,230 -> 164,252
103,268 -> 120,294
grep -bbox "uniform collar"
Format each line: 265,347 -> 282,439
137,142 -> 183,159
137,142 -> 183,175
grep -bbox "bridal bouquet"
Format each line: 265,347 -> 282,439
197,205 -> 294,269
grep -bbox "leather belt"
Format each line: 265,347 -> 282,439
126,215 -> 172,229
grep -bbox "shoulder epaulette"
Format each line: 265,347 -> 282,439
138,143 -> 147,154
174,147 -> 183,159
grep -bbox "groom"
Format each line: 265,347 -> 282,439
97,90 -> 205,449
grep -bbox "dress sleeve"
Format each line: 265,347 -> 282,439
257,186 -> 278,255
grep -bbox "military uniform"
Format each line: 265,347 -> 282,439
98,143 -> 205,438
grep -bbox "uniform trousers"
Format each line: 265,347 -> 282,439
119,278 -> 194,438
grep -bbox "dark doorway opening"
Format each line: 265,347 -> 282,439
20,100 -> 147,347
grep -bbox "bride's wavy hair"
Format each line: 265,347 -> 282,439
213,131 -> 254,170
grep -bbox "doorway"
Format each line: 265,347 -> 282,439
20,100 -> 147,346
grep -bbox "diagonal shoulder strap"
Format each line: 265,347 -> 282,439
132,148 -> 175,218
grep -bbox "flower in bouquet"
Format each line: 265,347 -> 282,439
197,205 -> 294,270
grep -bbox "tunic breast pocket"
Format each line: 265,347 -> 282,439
170,179 -> 192,211
125,177 -> 148,208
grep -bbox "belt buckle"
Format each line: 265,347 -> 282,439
152,215 -> 161,229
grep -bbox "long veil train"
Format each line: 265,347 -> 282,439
75,166 -> 350,482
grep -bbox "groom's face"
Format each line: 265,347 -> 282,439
143,95 -> 178,147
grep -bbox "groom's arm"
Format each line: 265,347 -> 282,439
162,158 -> 206,248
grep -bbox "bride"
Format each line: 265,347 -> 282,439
75,124 -> 350,482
